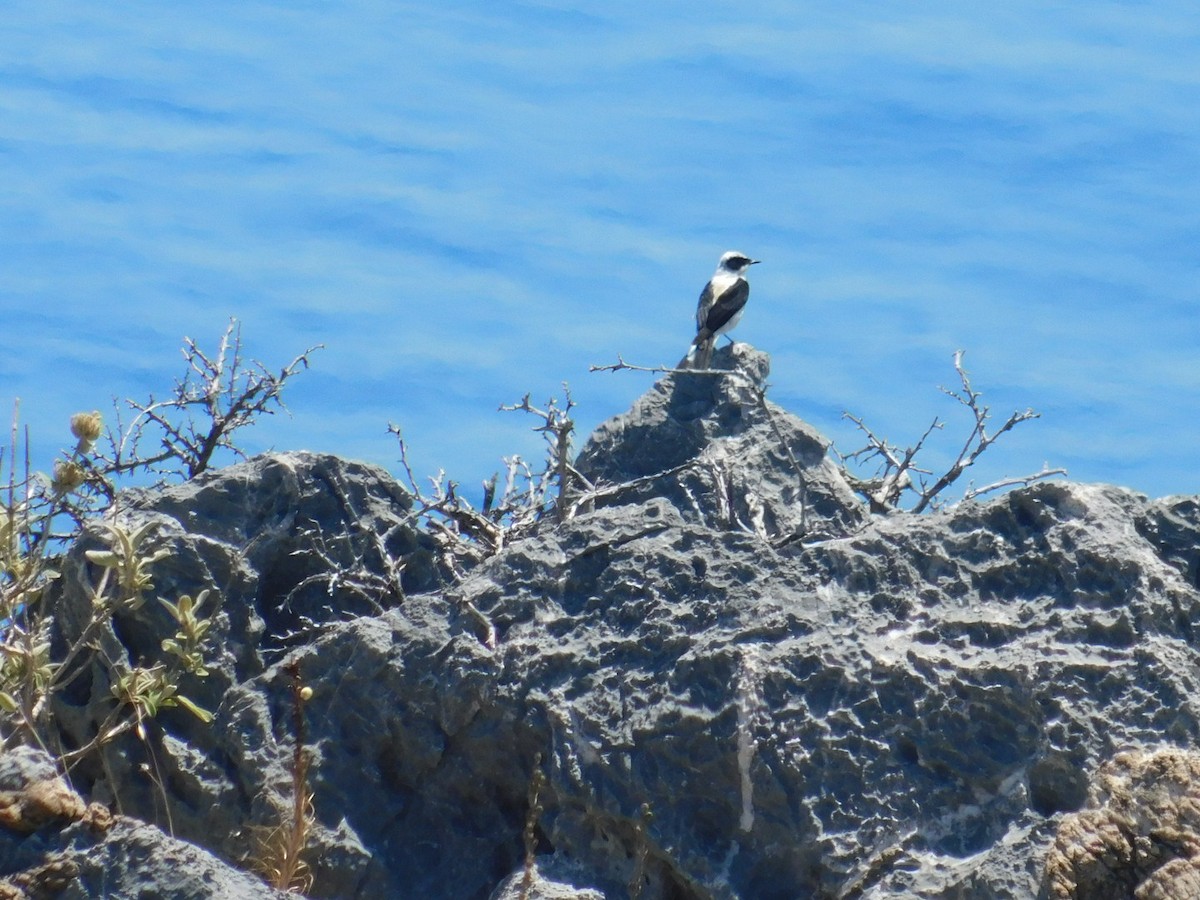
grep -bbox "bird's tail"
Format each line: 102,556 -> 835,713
687,333 -> 715,370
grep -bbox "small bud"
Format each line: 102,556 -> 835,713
70,411 -> 104,450
299,686 -> 314,702
52,459 -> 86,494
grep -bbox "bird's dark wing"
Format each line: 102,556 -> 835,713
698,279 -> 749,336
695,282 -> 716,331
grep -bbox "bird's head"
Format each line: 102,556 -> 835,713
717,251 -> 761,275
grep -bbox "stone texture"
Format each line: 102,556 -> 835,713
1042,748 -> 1200,899
26,348 -> 1200,898
575,344 -> 867,541
0,746 -> 284,899
44,451 -> 443,898
489,855 -> 608,899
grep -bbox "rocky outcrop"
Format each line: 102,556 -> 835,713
575,344 -> 866,540
13,346 -> 1200,898
0,746 -> 286,899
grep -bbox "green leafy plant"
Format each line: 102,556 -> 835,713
1,322 -> 315,772
85,522 -> 171,612
160,590 -> 213,678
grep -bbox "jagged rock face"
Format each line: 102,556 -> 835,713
44,451 -> 442,896
575,344 -> 868,540
30,364 -> 1200,899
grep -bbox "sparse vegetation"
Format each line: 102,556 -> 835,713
518,752 -> 546,900
0,321 -> 318,889
390,383 -> 583,581
252,660 -> 315,895
589,348 -> 1063,534
836,350 -> 1065,513
1,432 -> 218,794
98,317 -> 322,485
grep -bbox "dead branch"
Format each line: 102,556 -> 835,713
283,523 -> 399,617
99,319 -> 322,483
588,355 -> 698,376
499,384 -> 578,522
838,350 -> 1062,513
962,465 -> 1069,502
388,384 -> 579,582
563,460 -> 696,518
910,350 -> 1040,513
838,413 -> 940,513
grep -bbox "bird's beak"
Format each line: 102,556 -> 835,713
749,259 -> 762,265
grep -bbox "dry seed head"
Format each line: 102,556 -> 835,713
52,459 -> 86,494
70,410 -> 103,448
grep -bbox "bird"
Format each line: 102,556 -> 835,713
687,250 -> 760,369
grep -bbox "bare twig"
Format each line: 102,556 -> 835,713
838,350 -> 1062,513
499,384 -> 577,522
910,351 -> 1041,513
99,318 -> 322,483
962,465 -> 1069,502
564,460 -> 696,518
389,385 -> 580,581
588,355 -> 696,376
837,413 -> 940,513
283,523 -> 396,618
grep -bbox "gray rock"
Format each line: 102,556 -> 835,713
44,451 -> 442,895
490,855 -> 608,899
0,746 -> 285,899
575,343 -> 868,540
30,350 -> 1200,899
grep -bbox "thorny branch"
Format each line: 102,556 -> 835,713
389,385 -> 586,580
962,465 -> 1068,502
498,386 -> 585,522
283,522 -> 404,618
99,318 -> 322,484
839,350 -> 1063,513
394,346 -> 1057,583
837,414 -> 940,514
391,367 -> 798,582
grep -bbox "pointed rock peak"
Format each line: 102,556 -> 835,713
576,344 -> 867,539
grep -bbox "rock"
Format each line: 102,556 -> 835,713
44,451 -> 441,896
1042,747 -> 1200,899
27,350 -> 1200,899
0,747 -> 284,899
489,855 -> 608,899
575,343 -> 868,540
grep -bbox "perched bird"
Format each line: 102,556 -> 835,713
688,250 -> 760,369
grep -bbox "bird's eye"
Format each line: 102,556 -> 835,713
729,257 -> 750,268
